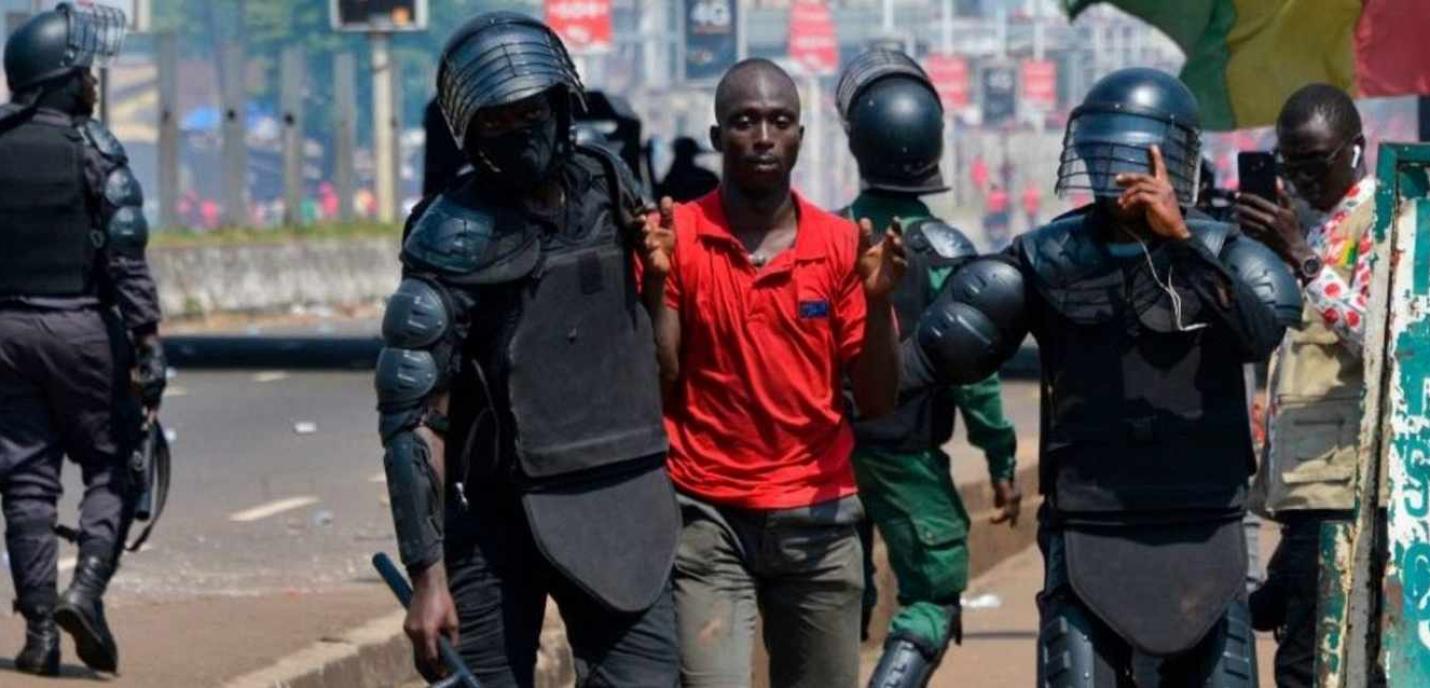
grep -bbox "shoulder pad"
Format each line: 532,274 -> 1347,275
104,165 -> 144,208
576,143 -> 649,227
1186,217 -> 1232,257
401,190 -> 540,284
106,206 -> 149,255
78,118 -> 127,162
1221,232 -> 1303,327
904,217 -> 977,265
1017,211 -> 1109,288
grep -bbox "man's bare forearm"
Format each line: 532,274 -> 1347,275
643,277 -> 682,403
850,295 -> 899,418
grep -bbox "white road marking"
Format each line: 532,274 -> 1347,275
228,496 -> 320,523
252,371 -> 289,383
166,386 -> 189,397
368,472 -> 386,483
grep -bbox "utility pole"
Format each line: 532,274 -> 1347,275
220,41 -> 248,227
280,46 -> 306,226
370,32 -> 397,223
334,53 -> 358,223
156,30 -> 179,229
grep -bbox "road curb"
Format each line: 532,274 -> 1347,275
219,610 -> 415,688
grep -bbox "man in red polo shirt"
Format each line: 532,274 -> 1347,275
643,58 -> 905,687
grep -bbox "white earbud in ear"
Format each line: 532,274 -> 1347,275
1350,145 -> 1362,170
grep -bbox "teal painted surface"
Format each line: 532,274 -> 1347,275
1379,147 -> 1430,686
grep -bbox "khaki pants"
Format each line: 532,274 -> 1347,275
673,493 -> 864,688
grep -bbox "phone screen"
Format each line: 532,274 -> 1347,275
1238,152 -> 1278,202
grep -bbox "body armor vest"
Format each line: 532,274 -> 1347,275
442,150 -> 666,486
0,109 -> 97,297
1017,212 -> 1253,523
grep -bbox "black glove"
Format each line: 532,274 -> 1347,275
134,338 -> 167,409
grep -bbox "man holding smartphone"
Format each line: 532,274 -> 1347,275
1236,83 -> 1375,688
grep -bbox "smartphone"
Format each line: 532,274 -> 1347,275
1237,151 -> 1278,202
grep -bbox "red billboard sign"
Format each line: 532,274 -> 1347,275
546,0 -> 613,53
923,54 -> 969,109
788,0 -> 838,75
1021,59 -> 1057,109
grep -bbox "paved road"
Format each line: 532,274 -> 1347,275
0,370 -> 1043,684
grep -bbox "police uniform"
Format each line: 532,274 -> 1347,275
376,14 -> 678,686
834,51 -> 1018,688
905,68 -> 1302,686
1,3 -> 161,676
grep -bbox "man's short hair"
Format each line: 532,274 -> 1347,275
713,58 -> 798,121
1277,83 -> 1362,141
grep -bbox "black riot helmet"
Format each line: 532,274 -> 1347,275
1055,67 -> 1201,205
436,12 -> 585,152
836,49 -> 947,195
4,3 -> 127,96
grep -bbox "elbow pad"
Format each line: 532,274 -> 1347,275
1221,236 -> 1303,327
915,258 -> 1028,385
383,431 -> 445,571
375,278 -> 455,442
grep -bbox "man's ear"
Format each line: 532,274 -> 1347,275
709,125 -> 722,153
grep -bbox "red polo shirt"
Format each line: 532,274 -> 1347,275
663,191 -> 867,509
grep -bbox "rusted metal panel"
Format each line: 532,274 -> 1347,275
1332,144 -> 1430,687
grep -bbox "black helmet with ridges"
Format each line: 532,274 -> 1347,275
4,3 -> 127,95
436,12 -> 585,152
1055,67 -> 1202,205
836,49 -> 947,195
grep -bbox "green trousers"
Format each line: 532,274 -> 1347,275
851,447 -> 969,649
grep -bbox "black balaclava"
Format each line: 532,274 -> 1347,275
469,113 -> 561,188
30,70 -> 92,117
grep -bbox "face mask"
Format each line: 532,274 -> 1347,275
472,115 -> 559,185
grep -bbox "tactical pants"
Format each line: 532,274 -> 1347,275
673,493 -> 865,688
851,447 -> 968,651
0,308 -> 136,614
445,492 -> 679,688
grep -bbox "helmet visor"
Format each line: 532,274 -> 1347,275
62,3 -> 127,69
1055,109 -> 1200,205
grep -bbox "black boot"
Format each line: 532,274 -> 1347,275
867,635 -> 938,688
54,554 -> 118,673
14,606 -> 60,676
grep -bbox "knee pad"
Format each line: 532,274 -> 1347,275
1038,598 -> 1101,688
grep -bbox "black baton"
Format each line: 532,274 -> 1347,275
372,553 -> 481,688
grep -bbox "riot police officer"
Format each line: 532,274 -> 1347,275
834,49 -> 1020,688
905,68 -> 1300,685
376,13 -> 679,686
0,3 -> 164,676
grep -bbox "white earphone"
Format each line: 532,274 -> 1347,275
1350,144 -> 1362,170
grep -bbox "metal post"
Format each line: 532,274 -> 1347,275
390,57 -> 404,218
334,53 -> 357,223
735,0 -> 748,62
156,31 -> 180,229
370,32 -> 397,223
220,42 -> 248,227
1419,96 -> 1430,142
882,0 -> 894,33
940,0 -> 954,55
807,73 -> 824,206
280,46 -> 306,226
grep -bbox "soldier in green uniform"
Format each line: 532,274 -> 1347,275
835,49 -> 1022,688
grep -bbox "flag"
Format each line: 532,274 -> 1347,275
1065,0 -> 1430,130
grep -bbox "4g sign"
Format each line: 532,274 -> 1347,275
684,0 -> 738,82
330,0 -> 428,32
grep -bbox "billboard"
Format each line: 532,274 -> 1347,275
980,63 -> 1016,126
787,0 -> 837,76
1021,59 -> 1057,110
546,0 -> 613,53
923,54 -> 969,109
330,0 -> 427,32
684,0 -> 737,82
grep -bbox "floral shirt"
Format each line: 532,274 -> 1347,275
1301,178 -> 1376,352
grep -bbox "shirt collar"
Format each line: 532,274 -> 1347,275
695,189 -> 827,264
